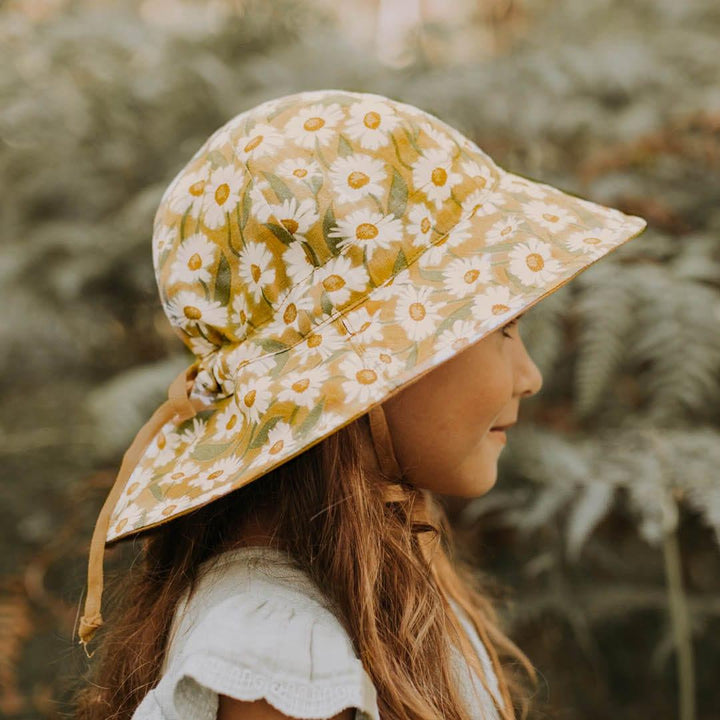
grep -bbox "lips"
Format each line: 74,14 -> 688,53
490,423 -> 515,431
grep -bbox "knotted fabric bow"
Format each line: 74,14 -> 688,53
77,360 -> 205,658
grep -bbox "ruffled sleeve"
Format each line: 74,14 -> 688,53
131,588 -> 380,720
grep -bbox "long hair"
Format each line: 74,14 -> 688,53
72,412 -> 538,719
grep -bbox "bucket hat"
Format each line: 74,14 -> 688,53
78,89 -> 648,654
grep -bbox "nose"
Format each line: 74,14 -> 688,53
516,341 -> 543,399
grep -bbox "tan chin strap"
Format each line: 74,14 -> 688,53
367,404 -> 439,566
77,360 -> 203,658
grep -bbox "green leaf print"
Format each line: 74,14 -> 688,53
393,248 -> 409,275
434,300 -> 474,335
320,290 -> 334,316
249,415 -> 282,449
262,171 -> 293,203
338,134 -> 354,157
240,187 -> 251,229
191,440 -> 235,462
387,168 -> 408,219
323,204 -> 341,254
264,222 -> 295,245
257,338 -> 288,353
297,399 -> 324,437
214,252 -> 232,305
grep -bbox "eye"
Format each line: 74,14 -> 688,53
501,320 -> 517,339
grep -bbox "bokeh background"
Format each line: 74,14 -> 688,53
1,0 -> 719,718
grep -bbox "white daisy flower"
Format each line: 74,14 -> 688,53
112,504 -> 145,536
418,216 -> 473,268
312,411 -> 345,438
285,103 -> 343,149
294,325 -> 345,363
364,347 -> 403,376
339,353 -> 387,405
329,154 -> 387,204
486,216 -> 522,246
394,285 -> 442,342
153,224 -> 175,271
145,425 -> 184,466
497,172 -> 548,199
565,227 -> 619,259
234,374 -> 273,425
267,285 -> 314,335
238,241 -> 277,302
268,197 -> 319,241
316,255 -> 370,307
254,421 -> 298,468
121,466 -> 153,503
443,256 -> 492,298
437,319 -> 478,356
190,455 -> 244,493
167,162 -> 212,217
165,291 -> 229,333
168,233 -> 216,285
178,417 -> 207,454
509,237 -> 564,287
213,402 -> 245,440
328,209 -> 403,259
234,122 -> 284,162
231,293 -> 251,339
406,203 -> 435,247
188,336 -> 218,359
277,157 -> 323,184
202,165 -> 243,229
346,307 -> 384,345
461,160 -> 495,192
225,342 -> 276,378
473,286 -> 525,328
461,188 -> 505,219
283,241 -> 314,285
248,179 -> 273,223
144,497 -> 181,524
157,458 -> 202,487
345,100 -> 400,150
277,365 -> 330,409
522,200 -> 577,232
412,148 -> 463,210
419,121 -> 457,153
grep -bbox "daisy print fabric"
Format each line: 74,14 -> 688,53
108,89 -> 647,543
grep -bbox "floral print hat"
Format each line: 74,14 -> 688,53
78,88 -> 648,653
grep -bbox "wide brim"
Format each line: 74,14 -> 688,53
106,167 -> 647,544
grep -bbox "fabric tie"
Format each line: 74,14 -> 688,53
77,360 -> 204,658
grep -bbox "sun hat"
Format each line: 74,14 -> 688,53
77,88 -> 648,654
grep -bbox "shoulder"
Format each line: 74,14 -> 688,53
131,547 -> 379,720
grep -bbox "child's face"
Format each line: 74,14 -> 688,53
381,317 -> 542,497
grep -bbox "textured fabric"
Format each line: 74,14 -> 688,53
130,546 -> 504,719
104,88 -> 648,544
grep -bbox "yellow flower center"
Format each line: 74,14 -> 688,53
356,368 -> 377,385
356,222 -> 378,240
303,117 -> 325,132
281,218 -> 299,234
584,236 -> 601,245
225,414 -> 238,431
126,481 -> 139,496
452,337 -> 469,350
307,333 -> 322,348
243,389 -> 256,407
161,504 -> 178,517
189,180 -> 205,197
378,352 -> 392,364
409,302 -> 426,321
250,264 -> 262,283
363,111 -> 381,129
347,171 -> 370,189
542,213 -> 559,223
526,253 -> 545,272
323,274 -> 345,292
293,168 -> 308,178
492,303 -> 510,315
501,225 -> 513,236
207,469 -> 224,480
431,167 -> 447,186
464,269 -> 480,284
420,217 -> 431,234
244,135 -> 263,152
183,305 -> 202,320
215,183 -> 230,205
283,303 -> 297,324
269,439 -> 284,455
292,378 -> 310,393
187,253 -> 202,271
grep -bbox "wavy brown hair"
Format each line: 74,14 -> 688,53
72,412 -> 538,719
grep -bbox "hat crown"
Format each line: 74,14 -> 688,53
152,90 -> 500,388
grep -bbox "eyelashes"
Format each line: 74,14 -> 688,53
501,318 -> 519,339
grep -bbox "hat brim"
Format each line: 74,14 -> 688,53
107,166 -> 647,544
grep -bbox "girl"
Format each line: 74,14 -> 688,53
73,89 -> 648,720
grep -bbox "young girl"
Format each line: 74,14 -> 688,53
73,89 -> 648,720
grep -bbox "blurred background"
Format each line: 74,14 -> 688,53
1,0 -> 719,717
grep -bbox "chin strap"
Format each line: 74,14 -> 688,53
77,360 -> 204,658
367,404 -> 439,566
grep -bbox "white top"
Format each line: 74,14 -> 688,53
131,545 -> 504,720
